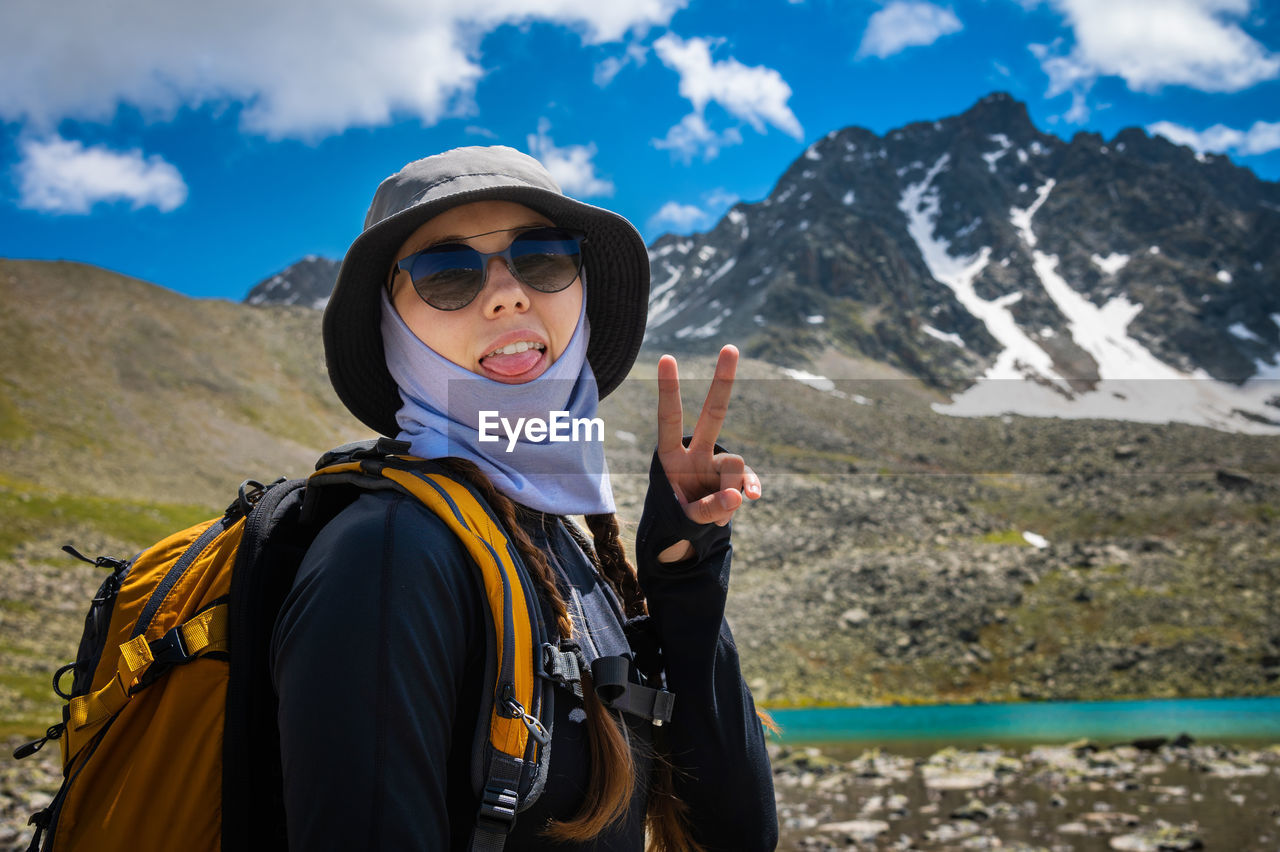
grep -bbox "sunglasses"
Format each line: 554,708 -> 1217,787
394,226 -> 587,311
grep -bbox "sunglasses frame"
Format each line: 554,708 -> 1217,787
392,225 -> 588,311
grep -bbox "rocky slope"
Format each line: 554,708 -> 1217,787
601,351 -> 1279,709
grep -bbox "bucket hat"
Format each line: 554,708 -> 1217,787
324,145 -> 650,437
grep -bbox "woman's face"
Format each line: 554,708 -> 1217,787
390,200 -> 584,384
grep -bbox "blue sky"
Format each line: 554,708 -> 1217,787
2,0 -> 1277,302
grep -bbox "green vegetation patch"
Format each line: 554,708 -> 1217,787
979,529 -> 1032,546
975,486 -> 1280,543
0,478 -> 214,559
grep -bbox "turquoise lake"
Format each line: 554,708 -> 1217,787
768,695 -> 1280,745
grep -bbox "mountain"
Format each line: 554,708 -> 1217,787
245,255 -> 339,309
241,95 -> 1279,432
645,92 -> 1280,433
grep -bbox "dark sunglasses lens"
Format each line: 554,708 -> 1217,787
407,246 -> 484,310
509,228 -> 583,293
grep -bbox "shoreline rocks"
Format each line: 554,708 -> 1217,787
773,740 -> 1279,850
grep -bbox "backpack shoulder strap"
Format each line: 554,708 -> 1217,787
222,475 -> 312,852
306,447 -> 554,849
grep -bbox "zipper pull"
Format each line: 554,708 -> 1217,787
63,545 -> 128,574
500,686 -> 550,746
14,723 -> 65,760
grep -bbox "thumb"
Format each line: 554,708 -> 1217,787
684,488 -> 742,526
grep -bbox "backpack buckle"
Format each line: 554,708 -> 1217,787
134,625 -> 194,689
476,783 -> 519,836
150,625 -> 193,668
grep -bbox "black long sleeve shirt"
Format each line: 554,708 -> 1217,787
271,452 -> 777,850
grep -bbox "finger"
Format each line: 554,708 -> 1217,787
743,464 -> 762,500
688,345 -> 739,453
717,453 -> 746,497
683,488 -> 743,526
656,354 -> 685,455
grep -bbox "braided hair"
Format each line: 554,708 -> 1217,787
435,458 -> 701,850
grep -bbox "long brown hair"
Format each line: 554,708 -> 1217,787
436,458 -> 702,851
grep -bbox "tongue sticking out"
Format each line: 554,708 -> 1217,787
481,348 -> 543,377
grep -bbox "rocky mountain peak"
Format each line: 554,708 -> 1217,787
645,93 -> 1280,434
245,255 -> 339,309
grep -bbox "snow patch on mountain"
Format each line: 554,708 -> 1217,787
982,134 -> 1012,173
781,368 -> 872,404
934,179 -> 1280,434
646,265 -> 683,328
924,325 -> 966,348
706,258 -> 737,287
1009,179 -> 1054,247
1229,323 -> 1264,343
1091,252 -> 1130,276
675,310 -> 728,340
781,368 -> 834,392
900,157 -> 1062,390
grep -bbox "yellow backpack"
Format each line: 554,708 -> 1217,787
15,440 -> 569,851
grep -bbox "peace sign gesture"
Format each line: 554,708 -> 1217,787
656,345 -> 762,560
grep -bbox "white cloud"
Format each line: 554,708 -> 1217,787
15,135 -> 188,214
653,113 -> 744,163
1148,119 -> 1280,156
594,42 -> 649,87
526,120 -> 614,198
653,33 -> 803,142
856,2 -> 963,60
703,187 -> 740,209
0,0 -> 686,140
1032,0 -> 1280,122
649,200 -> 707,230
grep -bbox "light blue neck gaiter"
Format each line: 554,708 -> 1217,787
379,287 -> 616,516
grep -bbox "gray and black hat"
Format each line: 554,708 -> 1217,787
324,145 -> 651,437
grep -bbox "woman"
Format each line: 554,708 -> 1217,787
271,146 -> 777,851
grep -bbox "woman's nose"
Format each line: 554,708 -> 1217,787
481,257 -> 529,315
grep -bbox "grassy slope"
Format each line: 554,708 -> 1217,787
0,259 -> 367,505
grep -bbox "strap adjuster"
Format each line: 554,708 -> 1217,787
590,656 -> 676,725
476,784 -> 519,835
540,643 -> 584,698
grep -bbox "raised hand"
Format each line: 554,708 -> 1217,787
655,345 -> 761,561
